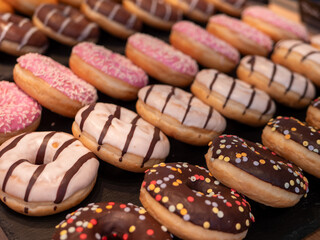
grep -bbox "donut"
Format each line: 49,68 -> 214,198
0,131 -> 99,216
58,0 -> 82,8
125,33 -> 198,87
72,103 -> 170,172
0,81 -> 41,145
237,55 -> 316,108
140,162 -> 255,240
306,97 -> 320,129
0,0 -> 13,13
205,135 -> 309,207
70,42 -> 148,101
170,21 -> 240,73
33,3 -> 99,46
207,0 -> 245,17
262,116 -> 320,178
81,0 -> 142,39
4,0 -> 57,16
136,84 -> 227,146
123,0 -> 182,30
191,69 -> 276,127
0,13 -> 49,56
242,6 -> 309,42
271,40 -> 320,87
13,53 -> 98,118
311,34 -> 320,50
207,14 -> 273,56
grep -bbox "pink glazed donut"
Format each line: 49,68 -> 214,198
0,81 -> 41,145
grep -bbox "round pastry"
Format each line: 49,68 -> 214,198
0,13 -> 49,56
126,33 -> 198,87
311,34 -> 320,50
306,97 -> 320,129
0,0 -> 13,13
72,103 -> 170,172
123,0 -> 182,30
3,0 -> 57,16
0,81 -> 41,145
206,0 -> 245,17
58,0 -> 82,8
33,3 -> 99,46
53,202 -> 173,239
140,162 -> 255,240
207,14 -> 273,56
70,42 -> 148,101
271,40 -> 320,87
262,116 -> 320,178
191,69 -> 276,127
170,21 -> 240,73
206,135 -> 309,207
81,0 -> 142,39
237,55 -> 316,108
242,6 -> 309,42
136,84 -> 226,146
0,131 -> 99,216
13,53 -> 98,118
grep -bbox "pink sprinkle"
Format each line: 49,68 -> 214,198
17,53 -> 97,105
72,42 -> 148,88
0,81 -> 41,133
209,14 -> 273,51
242,6 -> 309,42
172,21 -> 240,63
127,33 -> 198,76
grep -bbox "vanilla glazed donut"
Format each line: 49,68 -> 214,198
306,97 -> 320,129
207,14 -> 273,56
72,103 -> 170,172
206,0 -> 245,17
59,0 -> 82,8
242,6 -> 309,42
70,42 -> 148,101
81,0 -> 142,39
136,84 -> 226,146
0,131 -> 99,216
126,33 -> 198,87
140,162 -> 255,240
53,202 -> 173,239
0,0 -> 13,13
311,35 -> 320,50
0,13 -> 48,56
33,3 -> 99,46
0,81 -> 41,145
262,116 -> 320,178
13,53 -> 98,118
3,0 -> 57,16
237,55 -> 316,108
191,69 -> 276,127
170,21 -> 240,73
123,0 -> 182,30
205,135 -> 309,208
271,40 -> 320,87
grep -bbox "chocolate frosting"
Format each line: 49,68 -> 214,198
181,0 -> 214,14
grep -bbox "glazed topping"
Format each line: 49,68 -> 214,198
209,135 -> 309,194
17,53 -> 98,105
240,55 -> 315,99
242,6 -> 309,42
311,35 -> 320,46
178,0 -> 215,15
72,42 -> 148,88
195,69 -> 276,116
209,14 -> 273,51
75,103 -> 170,166
128,33 -> 198,76
85,0 -> 142,31
172,21 -> 240,63
143,162 -> 254,233
0,81 -> 41,134
311,97 -> 320,109
139,84 -> 226,132
266,116 -> 320,155
53,202 -> 172,240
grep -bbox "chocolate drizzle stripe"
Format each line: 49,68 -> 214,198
54,152 -> 96,204
269,63 -> 277,87
285,72 -> 294,94
126,15 -> 137,28
181,95 -> 194,125
108,4 -> 120,20
98,106 -> 121,146
53,139 -> 78,161
0,133 -> 27,158
0,22 -> 13,43
161,87 -> 175,114
203,107 -> 213,129
223,79 -> 236,108
301,51 -> 320,62
207,72 -> 219,98
260,98 -> 272,118
300,77 -> 309,100
18,27 -> 37,50
93,0 -> 103,11
243,89 -> 256,115
80,103 -> 96,131
2,159 -> 28,192
164,4 -> 171,21
24,164 -> 46,202
24,207 -> 28,214
35,132 -> 56,165
141,127 -> 160,168
143,85 -> 154,103
284,42 -> 304,59
247,56 -> 255,76
44,9 -> 58,26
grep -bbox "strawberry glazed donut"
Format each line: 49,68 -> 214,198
0,131 -> 99,216
13,53 -> 98,118
0,81 -> 41,145
70,42 -> 148,101
52,202 -> 173,240
140,163 -> 255,240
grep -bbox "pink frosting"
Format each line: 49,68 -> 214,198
127,33 -> 198,76
172,21 -> 240,63
209,14 -> 273,51
17,53 -> 97,105
0,81 -> 41,134
72,42 -> 148,88
242,6 -> 309,42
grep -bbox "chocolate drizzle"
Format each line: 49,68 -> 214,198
285,73 -> 294,94
247,56 -> 255,76
2,159 -> 28,192
203,107 -> 213,129
161,86 -> 175,113
143,85 -> 154,103
284,42 -> 304,59
80,103 -> 96,131
24,165 -> 46,202
243,88 -> 255,115
223,79 -> 236,108
0,133 -> 27,158
301,51 -> 320,62
269,63 -> 277,87
207,71 -> 219,98
52,139 -> 77,161
35,132 -> 56,165
141,127 -> 160,168
181,95 -> 194,124
260,99 -> 272,119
